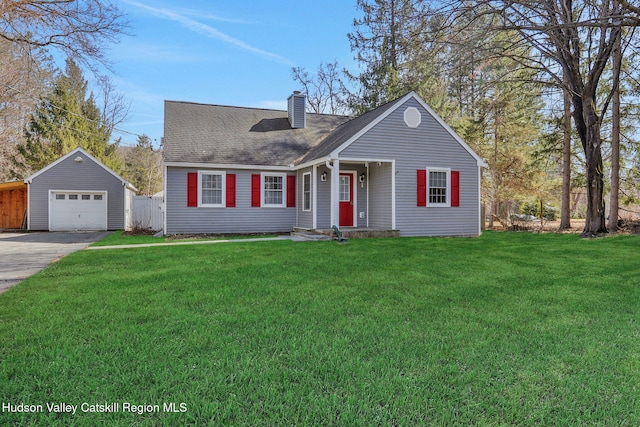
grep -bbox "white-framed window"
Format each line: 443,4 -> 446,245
302,172 -> 311,211
427,168 -> 450,207
262,172 -> 286,207
199,171 -> 225,207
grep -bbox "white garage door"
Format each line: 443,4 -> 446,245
50,191 -> 107,231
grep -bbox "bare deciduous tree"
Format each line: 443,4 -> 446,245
291,61 -> 350,115
96,75 -> 130,135
0,40 -> 52,181
0,0 -> 128,72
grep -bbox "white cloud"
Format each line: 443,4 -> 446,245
173,7 -> 252,24
123,0 -> 294,66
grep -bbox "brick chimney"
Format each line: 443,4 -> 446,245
287,91 -> 306,129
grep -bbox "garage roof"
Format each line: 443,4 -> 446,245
24,147 -> 137,192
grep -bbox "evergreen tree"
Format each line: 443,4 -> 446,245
347,0 -> 428,113
348,2 -> 546,226
459,47 -> 546,226
18,58 -> 121,173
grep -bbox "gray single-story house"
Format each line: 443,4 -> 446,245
163,91 -> 487,237
24,147 -> 136,231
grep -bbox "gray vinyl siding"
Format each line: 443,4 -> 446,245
166,167 -> 296,234
340,98 -> 481,236
368,162 -> 393,229
29,155 -> 125,230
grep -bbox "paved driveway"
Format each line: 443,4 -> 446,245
0,231 -> 111,293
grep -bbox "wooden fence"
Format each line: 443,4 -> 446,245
131,196 -> 163,231
0,182 -> 27,229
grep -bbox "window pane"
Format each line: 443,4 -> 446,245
303,174 -> 311,210
264,175 -> 283,205
202,189 -> 221,205
201,174 -> 222,205
429,171 -> 447,204
202,174 -> 222,190
339,176 -> 350,202
264,176 -> 282,190
264,190 -> 283,205
56,194 -> 65,200
82,195 -> 91,200
69,194 -> 78,200
94,195 -> 103,200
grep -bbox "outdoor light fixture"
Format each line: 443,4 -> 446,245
74,157 -> 83,163
321,172 -> 327,181
359,173 -> 366,182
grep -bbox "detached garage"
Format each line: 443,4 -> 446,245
25,147 -> 136,231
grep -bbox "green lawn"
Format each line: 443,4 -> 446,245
1,232 -> 639,426
91,230 -> 280,246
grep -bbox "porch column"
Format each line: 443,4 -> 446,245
312,164 -> 318,230
331,158 -> 340,227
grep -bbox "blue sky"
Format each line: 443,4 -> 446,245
104,0 -> 362,147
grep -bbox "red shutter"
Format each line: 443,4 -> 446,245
286,175 -> 296,207
187,172 -> 198,207
451,170 -> 460,207
226,174 -> 236,207
417,169 -> 427,207
251,174 -> 261,207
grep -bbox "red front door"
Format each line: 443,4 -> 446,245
339,173 -> 354,226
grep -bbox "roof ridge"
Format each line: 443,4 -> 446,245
164,99 -> 352,119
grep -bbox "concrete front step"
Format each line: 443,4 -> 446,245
290,231 -> 332,241
291,227 -> 399,240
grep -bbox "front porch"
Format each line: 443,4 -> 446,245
296,158 -> 396,232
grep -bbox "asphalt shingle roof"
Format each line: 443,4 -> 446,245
163,101 -> 353,166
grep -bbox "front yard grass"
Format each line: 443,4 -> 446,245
91,230 -> 280,246
1,232 -> 640,426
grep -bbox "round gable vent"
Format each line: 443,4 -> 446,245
404,107 -> 421,128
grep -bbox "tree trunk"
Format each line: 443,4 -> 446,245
581,100 -> 607,236
559,74 -> 572,230
490,102 -> 500,228
608,29 -> 622,232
